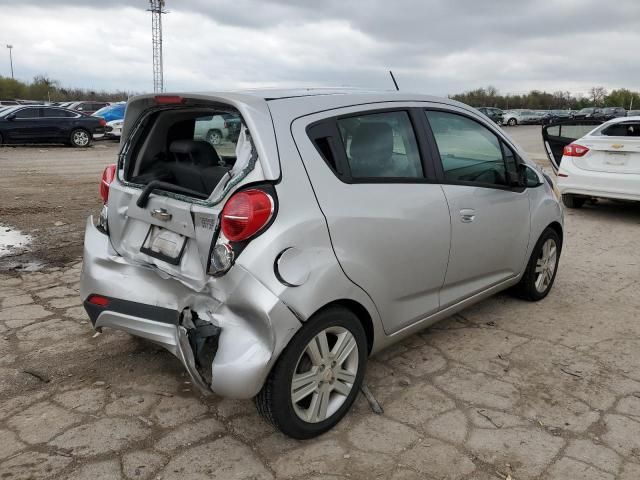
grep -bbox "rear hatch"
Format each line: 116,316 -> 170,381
576,121 -> 640,174
105,93 -> 279,290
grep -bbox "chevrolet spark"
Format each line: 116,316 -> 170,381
81,89 -> 563,438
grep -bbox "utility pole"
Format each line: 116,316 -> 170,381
6,45 -> 14,79
148,0 -> 167,93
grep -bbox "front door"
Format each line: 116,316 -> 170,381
292,106 -> 451,334
424,109 -> 531,307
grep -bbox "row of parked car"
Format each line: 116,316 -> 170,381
476,106 -> 638,126
0,98 -> 244,148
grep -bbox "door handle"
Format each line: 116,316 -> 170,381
460,209 -> 476,223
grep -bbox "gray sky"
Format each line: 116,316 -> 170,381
1,0 -> 639,96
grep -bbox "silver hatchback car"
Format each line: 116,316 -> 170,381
81,89 -> 563,438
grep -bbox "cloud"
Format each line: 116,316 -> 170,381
0,0 -> 639,97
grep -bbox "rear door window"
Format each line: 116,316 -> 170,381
336,111 -> 424,179
425,110 -> 516,187
560,124 -> 597,139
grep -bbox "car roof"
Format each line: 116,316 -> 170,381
601,115 -> 640,125
144,87 -> 449,106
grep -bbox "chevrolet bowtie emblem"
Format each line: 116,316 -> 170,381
611,144 -> 624,149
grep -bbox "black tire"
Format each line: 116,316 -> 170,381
0,132 -> 3,145
70,129 -> 92,148
507,118 -> 517,126
562,194 -> 585,209
513,227 -> 562,301
206,129 -> 222,146
255,306 -> 368,439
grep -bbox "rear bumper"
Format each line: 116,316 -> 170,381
558,159 -> 640,201
80,217 -> 302,398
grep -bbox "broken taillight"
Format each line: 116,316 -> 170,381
100,164 -> 116,204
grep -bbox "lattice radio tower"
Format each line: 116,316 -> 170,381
148,0 -> 167,93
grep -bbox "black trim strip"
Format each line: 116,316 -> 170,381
83,295 -> 180,327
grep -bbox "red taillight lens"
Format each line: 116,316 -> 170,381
100,164 -> 116,203
221,189 -> 274,242
87,294 -> 109,307
154,95 -> 184,105
98,118 -> 106,126
563,143 -> 589,157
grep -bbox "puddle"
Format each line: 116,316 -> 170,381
0,224 -> 32,257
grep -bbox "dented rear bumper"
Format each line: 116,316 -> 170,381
80,217 -> 302,398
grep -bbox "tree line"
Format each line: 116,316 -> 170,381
449,86 -> 640,111
0,75 -> 133,102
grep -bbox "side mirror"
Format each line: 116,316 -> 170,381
5,113 -> 15,121
518,164 -> 543,188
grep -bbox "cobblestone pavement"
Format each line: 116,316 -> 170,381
1,130 -> 640,479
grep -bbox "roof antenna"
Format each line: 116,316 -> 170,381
389,70 -> 399,91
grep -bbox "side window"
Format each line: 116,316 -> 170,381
600,122 -> 640,137
41,108 -> 66,118
560,124 -> 596,139
14,108 -> 39,119
336,111 -> 423,179
425,110 -> 510,187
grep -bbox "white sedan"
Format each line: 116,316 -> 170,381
543,116 -> 640,208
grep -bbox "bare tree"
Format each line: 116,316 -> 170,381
589,86 -> 608,106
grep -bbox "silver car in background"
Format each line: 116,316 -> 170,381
81,89 -> 564,438
502,109 -> 542,126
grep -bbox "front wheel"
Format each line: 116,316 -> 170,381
507,118 -> 517,126
513,227 -> 561,301
255,306 -> 368,439
70,129 -> 92,148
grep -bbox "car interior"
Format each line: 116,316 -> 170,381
126,108 -> 243,197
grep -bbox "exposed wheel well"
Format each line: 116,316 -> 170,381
315,299 -> 374,354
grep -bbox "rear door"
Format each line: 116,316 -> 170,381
292,106 -> 451,334
576,121 -> 640,174
424,108 -> 531,307
542,120 -> 602,171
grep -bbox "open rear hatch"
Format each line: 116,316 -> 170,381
105,95 -> 266,291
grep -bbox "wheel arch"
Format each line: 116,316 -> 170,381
310,299 -> 374,355
546,221 -> 564,247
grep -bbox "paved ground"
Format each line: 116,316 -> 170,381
1,127 -> 640,479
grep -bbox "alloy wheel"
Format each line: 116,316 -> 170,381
73,130 -> 89,147
534,238 -> 557,293
291,326 -> 359,423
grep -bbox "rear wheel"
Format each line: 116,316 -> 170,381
0,132 -> 3,145
70,129 -> 91,148
255,306 -> 367,439
562,194 -> 586,209
513,227 -> 561,301
507,118 -> 517,126
206,129 -> 222,146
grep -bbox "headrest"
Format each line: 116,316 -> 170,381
169,139 -> 221,166
349,122 -> 394,162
